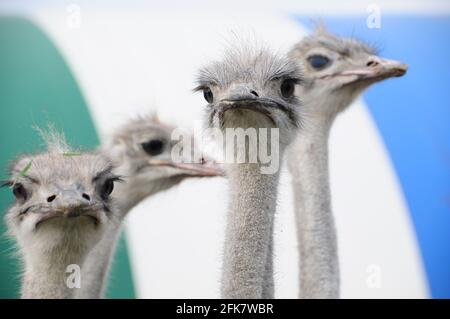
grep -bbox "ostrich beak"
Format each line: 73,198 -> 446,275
218,85 -> 277,126
339,57 -> 408,84
148,158 -> 225,177
35,188 -> 101,227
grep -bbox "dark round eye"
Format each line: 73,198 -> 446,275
100,179 -> 115,200
141,139 -> 165,156
12,183 -> 28,201
307,55 -> 330,70
203,87 -> 214,103
280,79 -> 296,98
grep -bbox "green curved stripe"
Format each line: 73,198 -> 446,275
0,17 -> 135,298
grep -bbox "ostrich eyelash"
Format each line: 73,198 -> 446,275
92,166 -> 115,182
0,180 -> 14,188
284,77 -> 302,85
192,84 -> 213,93
109,176 -> 124,183
268,76 -> 302,86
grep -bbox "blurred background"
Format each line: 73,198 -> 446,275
0,0 -> 449,298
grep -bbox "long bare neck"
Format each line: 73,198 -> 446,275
111,181 -> 146,213
75,224 -> 121,299
262,235 -> 275,298
21,243 -> 88,299
76,175 -> 168,298
75,174 -> 151,298
288,117 -> 339,298
221,163 -> 279,298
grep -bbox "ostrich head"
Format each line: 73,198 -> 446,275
3,140 -> 121,257
103,114 -> 222,211
289,25 -> 407,122
195,45 -> 303,148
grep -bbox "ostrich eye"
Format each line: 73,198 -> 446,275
307,55 -> 330,70
100,179 -> 115,200
280,79 -> 296,98
12,183 -> 28,201
203,87 -> 214,103
141,139 -> 164,156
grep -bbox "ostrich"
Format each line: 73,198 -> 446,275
2,134 -> 122,298
287,26 -> 407,298
195,45 -> 303,298
103,114 -> 222,213
78,114 -> 223,298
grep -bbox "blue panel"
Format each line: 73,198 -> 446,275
293,16 -> 450,298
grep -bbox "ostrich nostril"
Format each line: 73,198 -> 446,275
250,90 -> 259,97
47,195 -> 56,203
367,60 -> 378,67
82,193 -> 90,201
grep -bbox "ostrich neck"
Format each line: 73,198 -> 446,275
288,117 -> 339,298
76,178 -> 153,298
75,224 -> 122,298
77,174 -> 179,298
21,245 -> 88,299
222,162 -> 279,298
113,182 -> 144,213
113,175 -> 181,213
